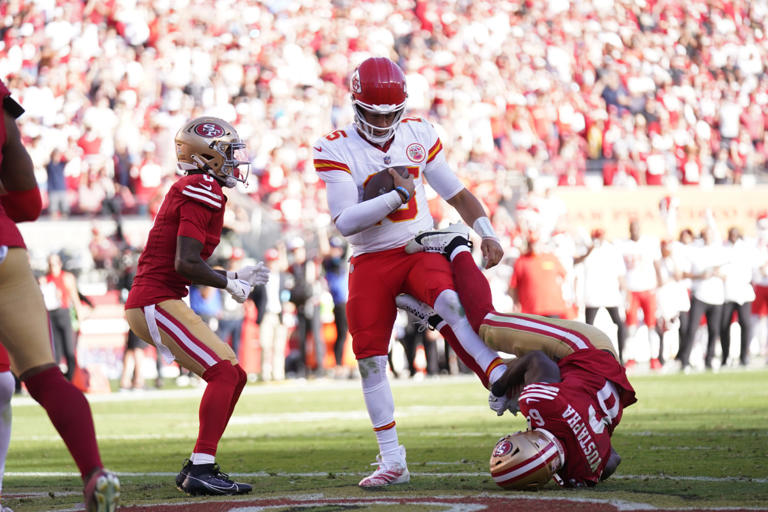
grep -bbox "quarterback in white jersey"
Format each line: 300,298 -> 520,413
314,114 -> 458,255
312,57 -> 505,489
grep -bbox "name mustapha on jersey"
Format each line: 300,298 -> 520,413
492,348 -> 636,489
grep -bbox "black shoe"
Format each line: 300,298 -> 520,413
181,463 -> 252,496
175,459 -> 192,491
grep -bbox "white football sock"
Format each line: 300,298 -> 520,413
433,289 -> 503,383
190,452 -> 215,465
0,371 -> 13,494
359,356 -> 399,460
449,244 -> 471,261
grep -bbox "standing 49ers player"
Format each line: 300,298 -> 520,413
403,226 -> 637,489
0,81 -> 120,510
125,117 -> 268,496
312,57 -> 507,488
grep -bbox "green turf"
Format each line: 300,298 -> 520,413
3,368 -> 768,511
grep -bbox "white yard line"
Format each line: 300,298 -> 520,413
5,470 -> 767,484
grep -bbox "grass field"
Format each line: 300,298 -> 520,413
3,366 -> 768,511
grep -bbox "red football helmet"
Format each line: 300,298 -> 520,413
350,57 -> 408,144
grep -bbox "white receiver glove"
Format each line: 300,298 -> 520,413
225,277 -> 251,304
229,262 -> 270,287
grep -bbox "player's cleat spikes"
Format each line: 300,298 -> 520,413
175,458 -> 192,491
181,463 -> 252,496
395,294 -> 443,331
404,223 -> 472,257
84,468 -> 120,512
358,445 -> 410,488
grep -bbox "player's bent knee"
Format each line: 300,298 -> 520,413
202,360 -> 241,386
18,362 -> 59,382
433,289 -> 464,324
234,363 -> 247,387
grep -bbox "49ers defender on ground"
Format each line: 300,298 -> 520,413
0,80 -> 119,510
313,57 -> 507,488
403,225 -> 637,489
125,116 -> 268,496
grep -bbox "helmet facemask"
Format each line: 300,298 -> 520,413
352,99 -> 406,145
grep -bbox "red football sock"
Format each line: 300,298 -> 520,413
225,364 -> 247,424
24,367 -> 102,479
195,361 -> 243,456
450,251 -> 494,333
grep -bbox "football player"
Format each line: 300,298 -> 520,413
124,117 -> 268,496
403,225 -> 637,488
0,80 -> 120,510
312,57 -> 506,488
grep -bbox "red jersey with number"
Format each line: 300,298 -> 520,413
0,79 -> 26,249
518,348 -> 636,487
125,173 -> 226,308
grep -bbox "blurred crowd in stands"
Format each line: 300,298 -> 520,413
3,0 -> 768,226
5,0 -> 768,383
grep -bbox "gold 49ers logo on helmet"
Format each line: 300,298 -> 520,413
194,122 -> 226,138
492,438 -> 513,458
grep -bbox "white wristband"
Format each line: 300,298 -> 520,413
473,216 -> 499,240
226,270 -> 237,279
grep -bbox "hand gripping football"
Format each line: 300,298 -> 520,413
362,166 -> 410,201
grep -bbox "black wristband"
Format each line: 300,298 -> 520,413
394,186 -> 409,203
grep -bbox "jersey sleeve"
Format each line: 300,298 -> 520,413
180,176 -> 225,210
420,121 -> 464,200
177,200 -> 214,243
518,382 -> 565,424
313,136 -> 354,184
176,176 -> 222,243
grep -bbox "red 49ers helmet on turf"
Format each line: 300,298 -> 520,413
350,57 -> 408,145
490,429 -> 565,490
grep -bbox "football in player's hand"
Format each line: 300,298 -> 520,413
362,166 -> 410,201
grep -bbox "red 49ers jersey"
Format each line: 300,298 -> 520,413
518,348 -> 637,487
125,173 -> 226,308
0,80 -> 26,249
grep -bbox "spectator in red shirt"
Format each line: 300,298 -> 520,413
603,152 -> 641,187
509,234 -> 569,318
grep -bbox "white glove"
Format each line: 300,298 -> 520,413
488,391 -> 519,417
225,277 -> 251,304
229,262 -> 270,287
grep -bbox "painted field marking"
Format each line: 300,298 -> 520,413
5,470 -> 767,484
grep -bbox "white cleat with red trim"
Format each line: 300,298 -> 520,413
358,445 -> 410,488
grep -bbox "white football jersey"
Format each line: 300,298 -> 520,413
313,117 -> 463,255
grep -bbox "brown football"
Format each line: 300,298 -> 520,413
362,166 -> 410,201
